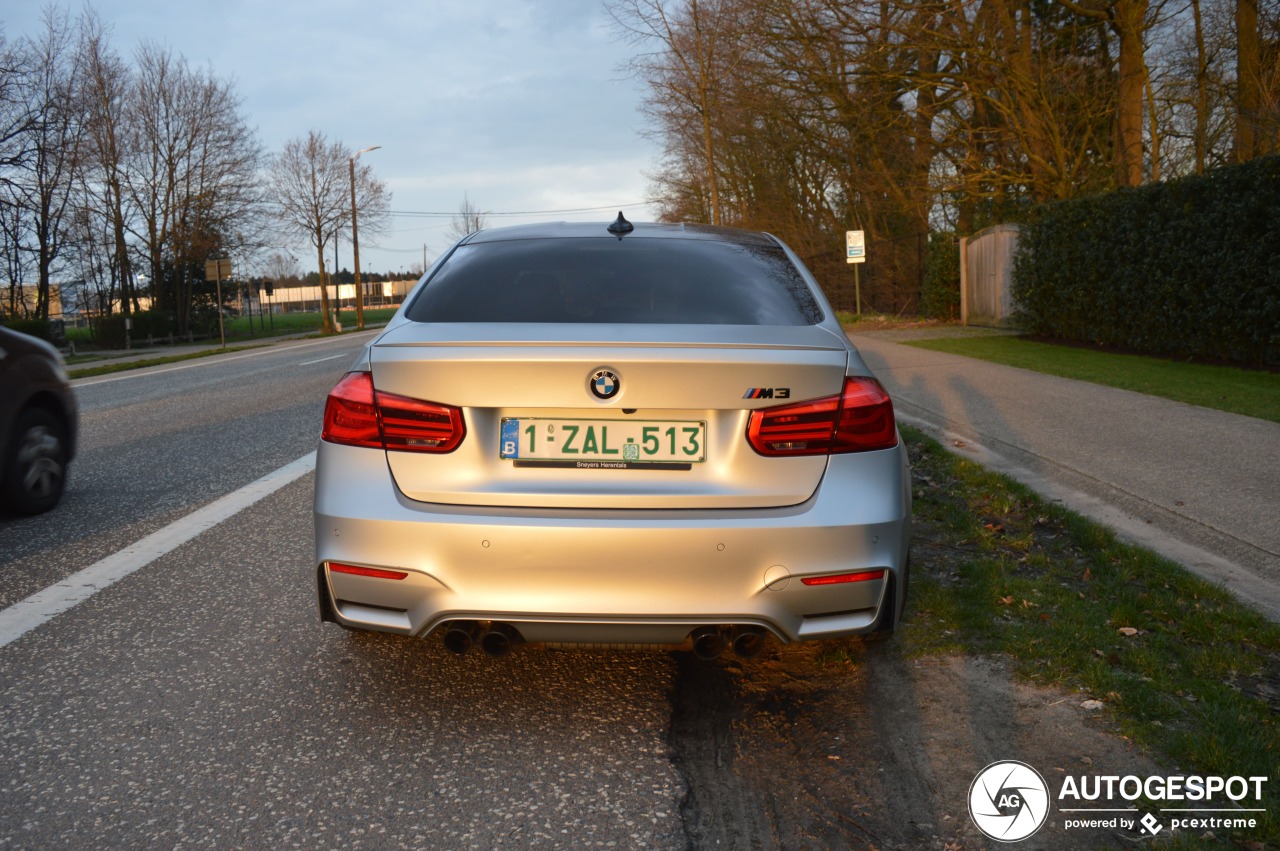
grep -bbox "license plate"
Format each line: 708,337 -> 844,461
500,418 -> 706,466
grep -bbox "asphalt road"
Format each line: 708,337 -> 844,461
0,334 -> 684,848
850,331 -> 1280,619
5,329 -> 1268,849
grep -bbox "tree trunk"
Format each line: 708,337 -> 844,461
1114,0 -> 1149,186
1236,0 -> 1261,161
316,245 -> 334,333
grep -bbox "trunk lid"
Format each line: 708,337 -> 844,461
369,322 -> 851,509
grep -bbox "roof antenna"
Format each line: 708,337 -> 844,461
607,211 -> 634,237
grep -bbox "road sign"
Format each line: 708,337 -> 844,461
204,258 -> 232,281
846,230 -> 866,264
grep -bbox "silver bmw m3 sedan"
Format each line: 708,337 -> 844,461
314,216 -> 911,660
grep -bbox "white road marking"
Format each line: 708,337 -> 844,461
0,452 -> 317,650
297,354 -> 347,366
72,332 -> 377,387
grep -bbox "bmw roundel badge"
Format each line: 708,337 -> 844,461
589,368 -> 620,400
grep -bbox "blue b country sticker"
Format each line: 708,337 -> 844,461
500,418 -> 520,459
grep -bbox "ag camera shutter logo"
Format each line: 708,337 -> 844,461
969,760 -> 1051,842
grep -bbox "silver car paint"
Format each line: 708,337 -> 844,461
315,438 -> 911,644
314,222 -> 911,648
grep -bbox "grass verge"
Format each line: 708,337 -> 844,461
903,335 -> 1280,423
900,424 -> 1280,847
67,345 -> 266,379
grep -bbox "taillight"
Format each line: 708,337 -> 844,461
322,371 -> 466,453
801,569 -> 886,586
747,377 -> 897,456
328,562 -> 409,581
322,372 -> 381,449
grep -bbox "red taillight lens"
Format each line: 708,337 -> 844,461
801,569 -> 886,586
328,562 -> 409,581
747,377 -> 897,456
322,372 -> 381,449
322,371 -> 466,453
830,377 -> 898,453
377,392 -> 466,452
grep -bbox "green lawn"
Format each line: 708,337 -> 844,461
904,335 -> 1280,423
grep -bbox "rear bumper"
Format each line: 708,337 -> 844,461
314,439 -> 912,644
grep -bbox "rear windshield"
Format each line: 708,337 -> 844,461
404,237 -> 823,325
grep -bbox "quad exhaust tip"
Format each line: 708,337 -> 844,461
732,627 -> 767,659
480,623 -> 524,657
444,621 -> 767,660
442,621 -> 526,656
691,626 -> 769,661
442,621 -> 482,655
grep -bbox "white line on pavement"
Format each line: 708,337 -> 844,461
298,354 -> 347,366
72,332 -> 377,387
0,451 -> 317,650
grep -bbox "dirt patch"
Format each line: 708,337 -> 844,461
668,640 -> 1165,850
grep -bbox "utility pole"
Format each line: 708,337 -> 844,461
350,145 -> 381,330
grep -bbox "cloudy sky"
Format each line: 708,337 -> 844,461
3,0 -> 664,275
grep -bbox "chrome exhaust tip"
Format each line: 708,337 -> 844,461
442,621 -> 481,655
691,626 -> 728,661
480,623 -> 524,657
732,627 -> 767,659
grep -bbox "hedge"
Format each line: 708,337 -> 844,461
921,232 -> 961,320
2,317 -> 55,342
1012,155 -> 1280,365
88,309 -> 178,349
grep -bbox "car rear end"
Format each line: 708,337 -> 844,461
314,221 -> 911,658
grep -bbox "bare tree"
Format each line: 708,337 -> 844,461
76,9 -> 136,316
260,251 -> 301,287
1053,0 -> 1160,186
268,131 -> 352,333
445,193 -> 487,242
1235,0 -> 1280,158
0,28 -> 36,196
611,0 -> 748,225
1,8 -> 84,320
123,42 -> 263,335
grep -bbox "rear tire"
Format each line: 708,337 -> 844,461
3,408 -> 68,516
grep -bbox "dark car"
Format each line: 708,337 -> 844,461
0,326 -> 78,515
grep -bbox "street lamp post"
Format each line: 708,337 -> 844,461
349,145 -> 380,330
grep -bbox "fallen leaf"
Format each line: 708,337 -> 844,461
999,595 -> 1015,606
1080,699 -> 1104,712
1118,627 -> 1139,636
1082,567 -> 1092,581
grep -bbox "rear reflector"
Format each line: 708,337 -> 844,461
801,569 -> 886,586
747,377 -> 897,456
328,562 -> 409,581
322,371 -> 465,453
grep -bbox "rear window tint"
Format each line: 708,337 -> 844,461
404,237 -> 822,325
